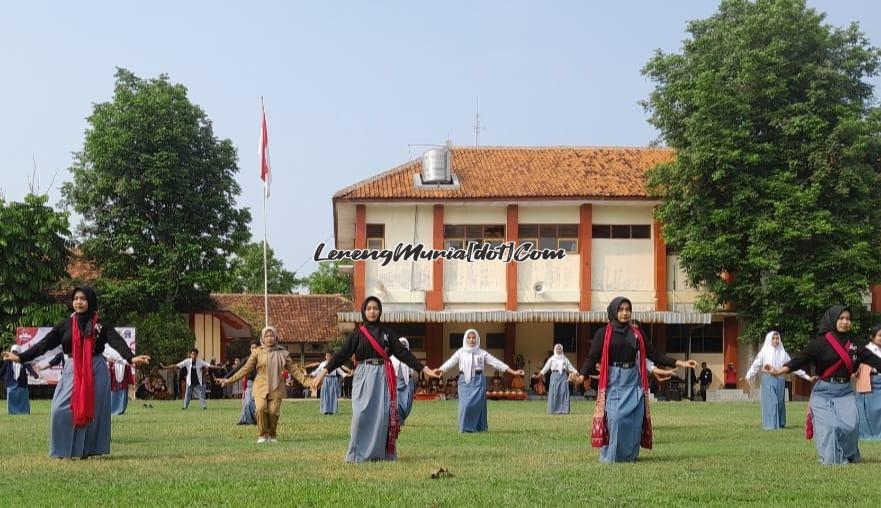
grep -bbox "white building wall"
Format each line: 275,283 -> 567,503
364,204 -> 433,308
442,205 -> 508,305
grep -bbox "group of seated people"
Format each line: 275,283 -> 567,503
415,377 -> 458,398
135,369 -> 170,400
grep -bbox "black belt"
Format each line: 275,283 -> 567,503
612,362 -> 635,369
364,359 -> 385,366
824,377 -> 850,384
460,370 -> 482,375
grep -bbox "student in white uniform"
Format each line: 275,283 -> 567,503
435,329 -> 525,433
540,344 -> 578,414
744,331 -> 813,430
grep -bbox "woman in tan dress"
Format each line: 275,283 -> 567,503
220,326 -> 304,443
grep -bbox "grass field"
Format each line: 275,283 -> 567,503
1,397 -> 879,507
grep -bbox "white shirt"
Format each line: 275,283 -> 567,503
539,355 -> 577,375
439,349 -> 510,382
176,358 -> 208,386
311,361 -> 346,378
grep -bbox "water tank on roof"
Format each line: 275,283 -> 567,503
421,145 -> 452,184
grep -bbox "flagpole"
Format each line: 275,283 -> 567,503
261,97 -> 269,329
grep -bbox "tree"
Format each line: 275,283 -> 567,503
124,310 -> 194,369
306,260 -> 351,297
0,194 -> 70,347
642,0 -> 881,349
218,242 -> 304,294
62,68 -> 251,320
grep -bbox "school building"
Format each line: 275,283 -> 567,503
332,145 -> 881,395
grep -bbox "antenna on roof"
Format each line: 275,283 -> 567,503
474,96 -> 486,147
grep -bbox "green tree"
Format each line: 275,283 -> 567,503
306,260 -> 351,297
62,68 -> 251,320
124,310 -> 194,368
0,194 -> 70,346
643,0 -> 881,349
219,242 -> 304,294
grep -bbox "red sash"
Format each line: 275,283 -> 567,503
820,332 -> 853,379
359,325 -> 400,457
71,314 -> 98,427
591,324 -> 653,449
805,332 -> 854,440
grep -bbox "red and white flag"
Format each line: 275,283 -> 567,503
259,102 -> 271,198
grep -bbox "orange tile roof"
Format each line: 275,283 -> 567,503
334,146 -> 674,200
211,293 -> 352,344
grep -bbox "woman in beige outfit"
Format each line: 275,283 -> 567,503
221,326 -> 304,443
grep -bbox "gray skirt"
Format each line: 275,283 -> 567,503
547,371 -> 571,414
810,380 -> 860,465
759,374 -> 786,430
110,387 -> 129,416
50,355 -> 112,458
237,385 -> 257,425
856,375 -> 881,440
458,374 -> 488,433
601,366 -> 644,463
397,376 -> 414,424
321,376 -> 341,414
347,363 -> 393,462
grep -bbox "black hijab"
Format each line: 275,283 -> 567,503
361,296 -> 383,341
869,324 -> 881,343
72,286 -> 98,333
818,305 -> 850,339
607,296 -> 634,338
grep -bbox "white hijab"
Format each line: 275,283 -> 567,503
459,329 -> 482,383
756,331 -> 789,370
11,345 -> 21,379
548,344 -> 571,371
391,337 -> 412,387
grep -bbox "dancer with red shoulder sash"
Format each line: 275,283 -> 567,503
572,297 -> 693,463
1,286 -> 151,459
768,305 -> 861,465
311,296 -> 440,462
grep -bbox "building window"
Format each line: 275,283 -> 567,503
665,323 -> 724,353
485,333 -> 506,349
553,323 -> 577,352
592,224 -> 651,240
389,323 -> 425,351
366,224 -> 385,250
448,332 -> 506,350
444,224 -> 506,249
518,224 -> 579,253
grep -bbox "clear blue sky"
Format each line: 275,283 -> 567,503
1,1 -> 879,278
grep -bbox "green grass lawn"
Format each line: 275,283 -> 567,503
1,398 -> 878,507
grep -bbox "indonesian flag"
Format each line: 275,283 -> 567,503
259,102 -> 271,198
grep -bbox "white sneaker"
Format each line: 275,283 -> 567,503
257,437 -> 267,444
268,437 -> 278,443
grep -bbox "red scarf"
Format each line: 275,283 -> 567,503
359,325 -> 399,457
72,313 -> 98,427
591,324 -> 653,449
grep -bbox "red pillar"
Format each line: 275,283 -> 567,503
426,205 -> 444,311
353,204 -> 366,311
579,204 -> 592,311
504,322 -> 516,366
425,323 -> 443,368
723,316 -> 740,386
506,205 -> 518,311
872,284 -> 881,313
